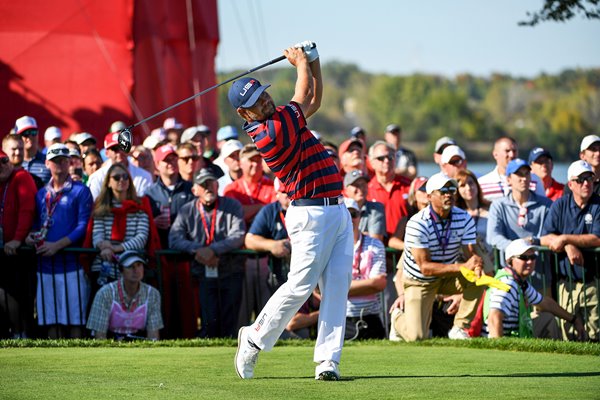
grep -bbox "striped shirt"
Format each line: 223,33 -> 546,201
403,206 -> 476,282
243,102 -> 342,200
22,151 -> 51,185
478,167 -> 546,202
347,234 -> 387,317
482,271 -> 542,337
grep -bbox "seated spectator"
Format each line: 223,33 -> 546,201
384,124 -> 418,180
87,250 -> 163,340
25,144 -> 93,338
169,168 -> 246,338
541,160 -> 600,341
528,147 -> 564,201
344,199 -> 387,340
440,145 -> 467,179
390,173 -> 484,341
0,150 -> 37,337
483,239 -> 585,340
87,163 -> 150,290
344,169 -> 386,242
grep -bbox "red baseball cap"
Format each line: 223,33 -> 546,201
154,144 -> 177,163
104,132 -> 120,150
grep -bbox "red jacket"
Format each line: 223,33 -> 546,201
0,168 -> 37,242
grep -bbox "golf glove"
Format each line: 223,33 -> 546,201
294,40 -> 319,62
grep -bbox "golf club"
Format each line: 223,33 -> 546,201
117,54 -> 288,153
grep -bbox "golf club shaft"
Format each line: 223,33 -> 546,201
131,54 -> 287,129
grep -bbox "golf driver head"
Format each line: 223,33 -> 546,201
118,128 -> 133,153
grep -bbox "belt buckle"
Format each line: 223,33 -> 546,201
324,198 -> 330,206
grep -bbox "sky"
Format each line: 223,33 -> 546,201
215,0 -> 600,78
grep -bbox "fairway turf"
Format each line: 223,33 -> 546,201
1,343 -> 599,399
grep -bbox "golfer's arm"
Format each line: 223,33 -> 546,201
291,58 -> 319,118
487,309 -> 504,338
305,58 -> 322,118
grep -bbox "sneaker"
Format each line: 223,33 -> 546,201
315,360 -> 340,381
448,326 -> 470,340
235,326 -> 260,379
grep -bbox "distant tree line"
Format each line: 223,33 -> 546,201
217,64 -> 600,161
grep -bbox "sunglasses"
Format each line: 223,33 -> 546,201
437,186 -> 457,195
349,210 -> 361,219
179,155 -> 201,163
110,173 -> 129,182
571,175 -> 594,185
21,129 -> 38,137
448,158 -> 464,166
515,254 -> 537,261
48,148 -> 70,156
374,155 -> 393,162
0,157 -> 9,164
512,170 -> 530,178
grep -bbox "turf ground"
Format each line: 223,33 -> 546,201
1,340 -> 599,399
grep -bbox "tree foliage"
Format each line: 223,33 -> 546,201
519,0 -> 600,26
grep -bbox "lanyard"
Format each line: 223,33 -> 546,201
429,207 -> 452,256
43,188 -> 64,229
278,210 -> 288,238
197,200 -> 218,245
117,279 -> 138,312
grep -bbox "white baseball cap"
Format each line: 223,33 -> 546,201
441,145 -> 466,164
142,135 -> 160,150
426,172 -> 457,194
163,117 -> 183,130
434,136 -> 456,154
580,134 -> 600,152
344,197 -> 360,211
75,132 -> 96,145
46,143 -> 70,160
14,116 -> 38,134
505,239 -> 537,262
220,140 -> 243,159
567,160 -> 593,180
151,127 -> 167,141
181,126 -> 209,144
44,126 -> 62,141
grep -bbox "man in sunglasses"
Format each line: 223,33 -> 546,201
541,160 -> 600,341
393,173 -> 484,341
13,115 -> 51,186
563,134 -> 600,197
484,239 -> 585,339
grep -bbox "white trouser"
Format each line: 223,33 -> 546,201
247,202 -> 353,364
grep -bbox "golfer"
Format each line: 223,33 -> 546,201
230,41 -> 352,381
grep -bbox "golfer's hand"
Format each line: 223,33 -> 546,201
284,47 -> 308,67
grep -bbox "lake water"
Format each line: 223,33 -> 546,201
418,162 -> 570,184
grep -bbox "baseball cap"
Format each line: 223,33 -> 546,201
344,197 -> 360,211
68,148 -> 81,158
528,147 -> 552,164
220,140 -> 243,159
385,124 -> 401,133
118,250 -> 147,268
426,172 -> 457,194
75,132 -> 97,145
110,121 -> 127,132
412,176 -> 428,193
181,126 -> 206,144
344,169 -> 368,187
46,143 -> 70,161
217,125 -> 239,142
154,144 -> 177,163
350,126 -> 365,138
163,117 -> 183,131
567,160 -> 593,180
338,138 -> 364,156
434,136 -> 456,154
504,239 -> 537,262
228,77 -> 271,109
240,144 -> 260,159
14,116 -> 38,134
44,126 -> 62,141
151,127 -> 167,141
580,134 -> 600,152
104,132 -> 120,150
194,168 -> 218,185
142,135 -> 160,150
505,158 -> 531,176
440,145 -> 466,164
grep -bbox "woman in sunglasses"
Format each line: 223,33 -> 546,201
483,239 -> 585,340
86,163 -> 151,295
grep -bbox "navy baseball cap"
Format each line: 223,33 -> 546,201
528,147 -> 552,164
228,77 -> 271,109
506,158 -> 531,176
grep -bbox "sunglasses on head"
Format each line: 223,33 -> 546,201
515,253 -> 537,261
375,155 -> 393,162
571,175 -> 594,185
179,155 -> 201,163
110,173 -> 129,182
48,148 -> 70,156
437,186 -> 457,195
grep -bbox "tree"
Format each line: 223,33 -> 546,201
519,0 -> 600,26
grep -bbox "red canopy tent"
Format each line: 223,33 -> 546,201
0,0 -> 219,145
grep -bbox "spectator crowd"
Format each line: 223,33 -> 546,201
0,114 -> 598,342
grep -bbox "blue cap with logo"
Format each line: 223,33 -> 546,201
528,147 -> 552,164
228,77 -> 271,109
506,158 -> 531,176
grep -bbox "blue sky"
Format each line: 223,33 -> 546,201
215,0 -> 600,77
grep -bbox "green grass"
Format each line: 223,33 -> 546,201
1,340 -> 599,399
